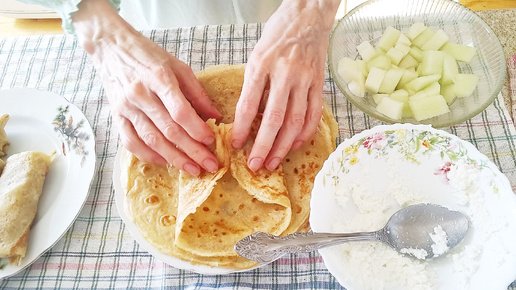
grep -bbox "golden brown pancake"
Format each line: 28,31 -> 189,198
0,151 -> 54,265
122,64 -> 338,269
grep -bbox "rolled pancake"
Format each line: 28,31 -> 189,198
0,151 -> 54,265
122,64 -> 338,269
0,114 -> 9,157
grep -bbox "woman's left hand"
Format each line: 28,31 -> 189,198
231,0 -> 340,172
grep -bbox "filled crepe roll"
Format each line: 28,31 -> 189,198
0,151 -> 55,265
0,114 -> 9,156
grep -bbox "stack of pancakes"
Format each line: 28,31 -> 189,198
120,65 -> 338,269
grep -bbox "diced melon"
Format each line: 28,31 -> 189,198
365,67 -> 387,94
367,54 -> 392,71
395,43 -> 411,55
409,90 -> 429,100
377,26 -> 402,52
396,33 -> 412,46
398,54 -> 419,69
454,74 -> 479,98
404,74 -> 441,94
441,53 -> 459,85
386,47 -> 406,65
379,67 -> 404,94
440,42 -> 477,63
348,78 -> 366,98
376,96 -> 404,120
412,27 -> 436,49
373,93 -> 388,105
357,41 -> 378,62
422,82 -> 441,96
338,57 -> 360,83
406,22 -> 427,40
389,90 -> 412,118
409,95 -> 450,121
397,68 -> 418,89
421,29 -> 449,51
441,83 -> 457,105
420,50 -> 445,76
409,46 -> 423,62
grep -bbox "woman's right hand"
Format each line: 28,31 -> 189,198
72,0 -> 222,176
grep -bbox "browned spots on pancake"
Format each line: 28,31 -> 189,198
310,139 -> 315,146
251,198 -> 257,203
294,168 -> 299,174
295,205 -> 302,214
238,204 -> 245,209
140,165 -> 150,174
285,158 -> 290,162
203,207 -> 210,212
306,151 -> 311,156
160,215 -> 175,226
253,216 -> 259,222
145,195 -> 160,204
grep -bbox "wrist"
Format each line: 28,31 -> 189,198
71,0 -> 130,55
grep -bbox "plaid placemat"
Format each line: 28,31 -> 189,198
0,24 -> 516,289
510,55 -> 516,121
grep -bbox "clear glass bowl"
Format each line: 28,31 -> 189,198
328,0 -> 506,127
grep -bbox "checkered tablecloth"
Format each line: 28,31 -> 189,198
1,24 -> 516,289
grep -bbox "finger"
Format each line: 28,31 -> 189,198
291,84 -> 324,151
247,78 -> 290,172
264,85 -> 309,171
172,60 -> 222,120
231,65 -> 268,149
129,77 -> 217,147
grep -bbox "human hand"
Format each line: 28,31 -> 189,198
72,0 -> 222,176
231,0 -> 340,172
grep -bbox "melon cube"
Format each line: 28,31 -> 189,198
421,29 -> 449,51
454,74 -> 479,98
441,53 -> 459,85
406,22 -> 427,40
440,42 -> 477,63
409,95 -> 450,121
396,33 -> 412,46
356,59 -> 368,78
389,90 -> 412,118
395,43 -> 411,55
365,67 -> 387,94
338,57 -> 360,83
404,74 -> 441,94
398,54 -> 419,69
422,82 -> 441,96
372,93 -> 388,105
441,83 -> 457,105
377,26 -> 402,52
412,27 -> 436,49
397,68 -> 418,89
348,79 -> 366,98
376,96 -> 404,120
409,46 -> 423,62
409,90 -> 429,100
386,47 -> 406,65
367,54 -> 392,71
379,67 -> 404,94
357,41 -> 378,61
420,50 -> 445,76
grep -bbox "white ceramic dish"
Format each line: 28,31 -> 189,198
113,148 -> 265,275
310,124 -> 516,289
0,88 -> 96,279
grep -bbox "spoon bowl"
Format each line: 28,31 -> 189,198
234,204 -> 469,263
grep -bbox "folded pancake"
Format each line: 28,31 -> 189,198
0,159 -> 5,175
122,64 -> 338,269
174,121 -> 291,257
0,151 -> 54,265
0,114 -> 9,157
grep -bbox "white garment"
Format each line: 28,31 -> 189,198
119,0 -> 282,30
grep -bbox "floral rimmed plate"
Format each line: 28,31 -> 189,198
0,88 -> 96,280
310,124 -> 516,290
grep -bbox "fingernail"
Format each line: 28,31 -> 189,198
232,139 -> 244,149
266,158 -> 281,171
248,158 -> 263,172
183,163 -> 201,176
202,136 -> 215,146
292,140 -> 304,150
203,158 -> 218,173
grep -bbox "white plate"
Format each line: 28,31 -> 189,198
0,88 -> 96,279
113,147 -> 265,275
310,124 -> 516,290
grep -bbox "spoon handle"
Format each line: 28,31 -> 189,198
234,231 -> 379,263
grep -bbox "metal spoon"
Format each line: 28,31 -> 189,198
234,203 -> 469,263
